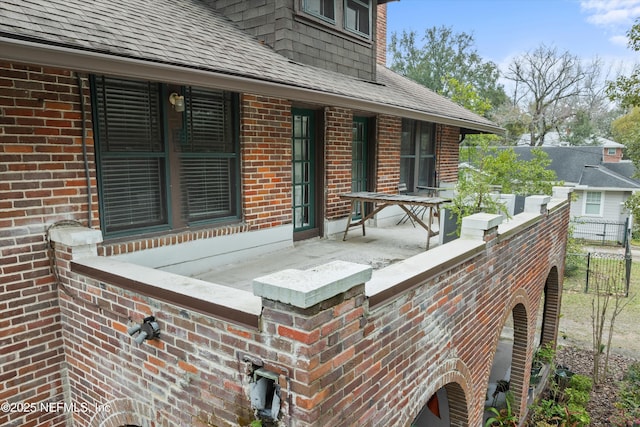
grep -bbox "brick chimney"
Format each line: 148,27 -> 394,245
376,3 -> 387,65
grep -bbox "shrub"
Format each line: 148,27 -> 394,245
569,374 -> 593,393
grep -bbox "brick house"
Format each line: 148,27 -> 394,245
0,1 -> 569,426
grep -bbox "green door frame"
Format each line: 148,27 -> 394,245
292,109 -> 316,233
352,117 -> 368,219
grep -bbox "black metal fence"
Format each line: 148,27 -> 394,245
569,218 -> 629,247
565,221 -> 632,296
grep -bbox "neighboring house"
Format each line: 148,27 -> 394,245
512,141 -> 640,241
0,1 -> 569,426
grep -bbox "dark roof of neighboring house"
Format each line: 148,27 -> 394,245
511,146 -> 640,190
0,0 -> 503,135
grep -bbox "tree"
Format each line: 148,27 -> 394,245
607,18 -> 640,108
565,109 -> 598,146
505,45 -> 602,146
450,142 -> 559,233
389,26 -> 507,113
612,107 -> 640,171
489,103 -> 530,146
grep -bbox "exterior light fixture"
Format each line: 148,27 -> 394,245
127,316 -> 160,344
169,92 -> 185,112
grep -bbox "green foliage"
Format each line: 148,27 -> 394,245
447,76 -> 493,116
249,421 -> 262,427
565,224 -> 587,277
569,374 -> 593,393
489,103 -> 531,145
450,142 -> 559,234
529,399 -> 566,425
565,388 -> 590,407
612,107 -> 640,173
566,402 -> 591,426
612,363 -> 640,426
389,26 -> 507,113
607,19 -> 640,107
535,342 -> 556,365
566,109 -> 599,146
485,392 -> 518,426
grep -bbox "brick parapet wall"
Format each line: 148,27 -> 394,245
325,107 -> 353,220
437,124 -> 461,184
375,114 -> 401,193
0,61 -> 93,427
241,93 -> 293,230
55,200 -> 569,427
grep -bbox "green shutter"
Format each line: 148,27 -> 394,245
94,77 -> 167,234
180,89 -> 237,222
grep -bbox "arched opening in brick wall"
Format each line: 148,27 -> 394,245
411,382 -> 468,426
88,398 -> 155,427
483,300 -> 529,421
538,266 -> 561,348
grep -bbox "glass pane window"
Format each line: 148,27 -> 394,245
180,88 -> 238,223
93,76 -> 239,236
345,0 -> 370,35
304,0 -> 335,21
400,119 -> 435,192
585,192 -> 602,215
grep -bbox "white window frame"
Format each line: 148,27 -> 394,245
607,148 -> 617,155
583,191 -> 604,216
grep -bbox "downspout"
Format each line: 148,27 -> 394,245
76,72 -> 92,227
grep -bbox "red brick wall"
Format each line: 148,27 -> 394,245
325,107 -> 353,220
240,94 -> 292,229
56,199 -> 568,427
437,124 -> 461,184
0,62 -> 94,427
375,114 -> 401,193
603,147 -> 623,163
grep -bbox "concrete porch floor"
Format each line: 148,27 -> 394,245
193,220 -> 441,292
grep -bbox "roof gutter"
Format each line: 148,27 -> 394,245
0,37 -> 503,135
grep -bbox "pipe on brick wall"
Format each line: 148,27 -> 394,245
76,72 -> 93,228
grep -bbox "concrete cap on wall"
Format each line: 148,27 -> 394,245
525,195 -> 551,214
253,260 -> 372,309
460,213 -> 503,240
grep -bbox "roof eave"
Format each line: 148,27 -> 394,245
0,37 -> 503,135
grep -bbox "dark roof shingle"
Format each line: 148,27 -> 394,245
0,0 -> 502,134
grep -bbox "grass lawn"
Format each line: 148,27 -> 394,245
559,255 -> 640,358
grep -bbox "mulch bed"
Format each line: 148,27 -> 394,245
552,346 -> 637,426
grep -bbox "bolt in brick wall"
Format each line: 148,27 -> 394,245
240,94 -> 293,230
375,114 -> 401,193
325,107 -> 353,220
0,61 -> 95,427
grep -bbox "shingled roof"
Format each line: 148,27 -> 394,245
512,146 -> 640,190
0,0 -> 503,135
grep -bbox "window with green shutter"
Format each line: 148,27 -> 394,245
180,88 -> 237,223
92,77 -> 239,237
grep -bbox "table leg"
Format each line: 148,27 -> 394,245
342,201 -> 355,241
361,200 -> 366,236
426,206 -> 434,250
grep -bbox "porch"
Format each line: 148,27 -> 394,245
191,220 -> 440,292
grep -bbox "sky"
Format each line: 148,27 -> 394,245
385,0 -> 640,73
